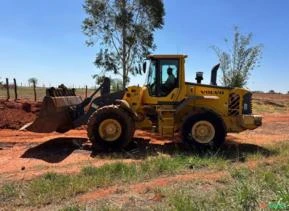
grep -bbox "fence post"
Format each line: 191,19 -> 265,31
13,78 -> 18,101
33,81 -> 37,102
6,78 -> 10,101
85,85 -> 88,98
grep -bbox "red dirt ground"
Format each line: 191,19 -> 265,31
0,112 -> 289,183
1,93 -> 289,204
0,100 -> 40,129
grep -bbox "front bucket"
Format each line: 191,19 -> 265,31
22,95 -> 82,133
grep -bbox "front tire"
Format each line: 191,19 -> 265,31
181,112 -> 226,149
87,105 -> 134,150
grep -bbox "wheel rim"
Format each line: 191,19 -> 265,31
191,120 -> 215,144
98,119 -> 122,142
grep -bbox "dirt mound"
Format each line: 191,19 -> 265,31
0,100 -> 41,129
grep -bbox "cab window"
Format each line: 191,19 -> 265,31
146,60 -> 157,96
159,59 -> 179,96
145,59 -> 179,97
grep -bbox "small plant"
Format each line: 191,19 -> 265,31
60,205 -> 82,211
212,27 -> 263,88
169,190 -> 196,211
0,184 -> 17,201
234,182 -> 259,210
230,167 -> 252,180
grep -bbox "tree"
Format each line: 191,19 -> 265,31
111,78 -> 123,92
28,78 -> 38,87
212,27 -> 263,88
28,78 -> 38,101
92,74 -> 123,92
83,0 -> 165,88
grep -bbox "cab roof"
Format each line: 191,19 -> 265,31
147,54 -> 188,59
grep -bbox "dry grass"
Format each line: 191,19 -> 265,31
0,86 -> 95,101
252,93 -> 289,114
253,100 -> 289,113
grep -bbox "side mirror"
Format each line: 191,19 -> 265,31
195,72 -> 204,84
142,62 -> 147,74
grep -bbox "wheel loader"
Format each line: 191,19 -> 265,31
23,54 -> 262,150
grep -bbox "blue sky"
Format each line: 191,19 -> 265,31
0,0 -> 289,92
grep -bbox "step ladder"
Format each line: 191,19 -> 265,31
157,106 -> 176,138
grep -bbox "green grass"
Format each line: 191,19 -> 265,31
0,184 -> 18,201
0,154 -> 227,207
59,205 -> 82,211
161,145 -> 289,210
144,158 -> 289,211
66,142 -> 289,210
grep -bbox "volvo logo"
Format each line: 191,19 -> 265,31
201,90 -> 224,95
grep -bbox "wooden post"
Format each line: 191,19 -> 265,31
13,78 -> 18,101
85,85 -> 88,98
33,81 -> 37,102
5,78 -> 10,101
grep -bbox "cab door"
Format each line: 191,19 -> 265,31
143,58 -> 181,105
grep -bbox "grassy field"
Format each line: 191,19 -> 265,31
0,154 -> 226,206
0,86 -> 96,101
1,142 -> 289,210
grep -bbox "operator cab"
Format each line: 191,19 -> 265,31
145,55 -> 186,97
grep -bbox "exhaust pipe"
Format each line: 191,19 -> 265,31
210,63 -> 220,86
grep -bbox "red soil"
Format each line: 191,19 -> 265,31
0,100 -> 40,129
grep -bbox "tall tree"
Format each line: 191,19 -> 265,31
212,27 -> 263,88
83,0 -> 165,88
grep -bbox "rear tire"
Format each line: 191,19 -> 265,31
87,105 -> 134,150
181,112 -> 226,150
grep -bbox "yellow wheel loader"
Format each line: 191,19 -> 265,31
23,55 -> 262,150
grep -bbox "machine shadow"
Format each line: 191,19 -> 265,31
93,137 -> 277,162
21,136 -> 276,163
21,137 -> 89,163
214,140 -> 275,161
